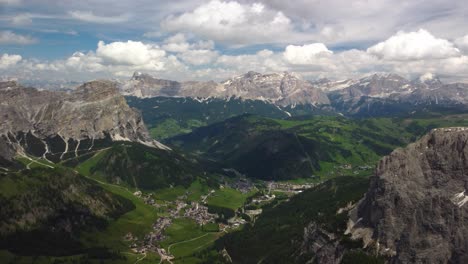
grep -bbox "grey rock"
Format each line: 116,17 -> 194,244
355,127 -> 468,263
0,80 -> 168,162
222,71 -> 330,106
121,71 -> 330,107
298,222 -> 345,264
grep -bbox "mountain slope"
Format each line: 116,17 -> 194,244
350,127 -> 468,263
166,114 -> 468,181
126,96 -> 333,140
0,80 -> 168,163
219,127 -> 468,263
166,115 -> 417,180
218,177 -> 373,264
0,167 -> 134,256
74,142 -> 203,190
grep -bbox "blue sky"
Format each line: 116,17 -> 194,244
1,0 -> 468,83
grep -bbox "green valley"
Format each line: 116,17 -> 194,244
3,111 -> 468,264
126,96 -> 333,140
166,114 -> 468,181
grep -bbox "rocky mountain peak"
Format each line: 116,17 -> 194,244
349,127 -> 468,263
221,71 -> 330,106
0,80 -> 19,90
243,71 -> 261,78
361,73 -> 408,85
123,71 -> 329,107
73,80 -> 120,101
130,71 -> 158,81
312,78 -> 357,92
132,71 -> 143,78
0,80 -> 169,163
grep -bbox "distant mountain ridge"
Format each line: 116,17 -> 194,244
315,73 -> 468,116
121,71 -> 330,107
121,71 -> 468,116
321,73 -> 467,103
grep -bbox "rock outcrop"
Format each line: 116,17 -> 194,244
350,127 -> 468,263
0,80 -> 168,163
121,71 -> 330,107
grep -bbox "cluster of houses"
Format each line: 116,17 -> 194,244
251,194 -> 276,204
334,163 -> 374,175
224,177 -> 255,194
227,217 -> 247,228
184,202 -> 217,225
169,200 -> 188,218
149,217 -> 172,242
126,216 -> 173,254
269,182 -> 315,193
126,182 -> 261,259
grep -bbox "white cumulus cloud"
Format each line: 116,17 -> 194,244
455,35 -> 468,53
0,54 -> 22,69
24,40 -> 188,80
283,43 -> 333,65
179,49 -> 219,65
0,30 -> 37,45
367,29 -> 460,61
96,40 -> 166,67
161,0 -> 309,46
161,33 -> 191,53
65,52 -> 104,72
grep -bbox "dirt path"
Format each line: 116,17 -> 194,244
20,154 -> 54,169
134,252 -> 147,264
122,252 -> 147,264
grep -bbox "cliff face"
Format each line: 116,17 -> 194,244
0,80 -> 168,163
122,72 -> 220,98
122,71 -> 330,107
352,127 -> 468,263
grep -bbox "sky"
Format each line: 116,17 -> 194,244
1,0 -> 468,83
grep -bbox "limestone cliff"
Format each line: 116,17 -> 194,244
350,127 -> 468,263
0,80 -> 168,163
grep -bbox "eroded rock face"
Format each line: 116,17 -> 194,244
122,72 -> 220,98
355,127 -> 468,263
121,71 -> 330,107
0,80 -> 168,162
299,222 -> 345,264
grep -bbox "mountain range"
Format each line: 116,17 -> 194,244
120,71 -> 468,117
2,74 -> 468,263
122,71 -> 330,107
